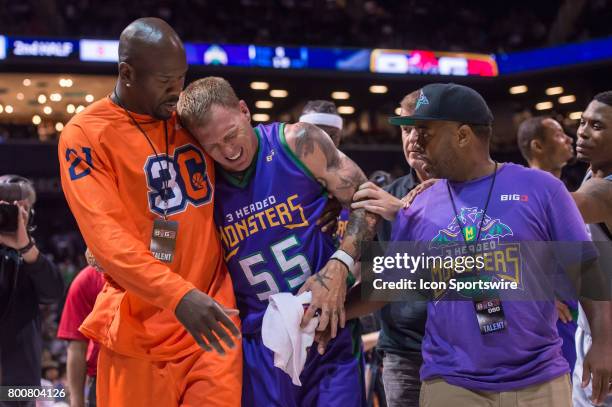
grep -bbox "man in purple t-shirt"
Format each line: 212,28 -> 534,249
384,83 -> 612,406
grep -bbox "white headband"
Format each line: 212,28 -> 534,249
299,112 -> 343,130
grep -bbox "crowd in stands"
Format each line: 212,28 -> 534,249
2,0 -> 611,53
33,231 -> 87,405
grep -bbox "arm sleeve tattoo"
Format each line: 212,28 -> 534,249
290,122 -> 379,261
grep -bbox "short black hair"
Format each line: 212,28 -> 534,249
302,100 -> 338,115
469,124 -> 493,140
593,91 -> 612,107
517,116 -> 550,161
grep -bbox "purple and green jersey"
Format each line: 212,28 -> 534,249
214,123 -> 365,406
214,122 -> 336,334
392,163 -> 590,392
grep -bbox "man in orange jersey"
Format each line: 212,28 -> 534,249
58,18 -> 242,407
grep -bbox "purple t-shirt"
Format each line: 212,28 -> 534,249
392,163 -> 590,392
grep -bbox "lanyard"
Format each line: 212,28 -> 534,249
111,92 -> 171,219
446,161 -> 498,258
446,163 -> 507,335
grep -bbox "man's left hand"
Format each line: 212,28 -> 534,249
401,178 -> 438,207
555,300 -> 573,324
299,259 -> 348,338
582,338 -> 612,405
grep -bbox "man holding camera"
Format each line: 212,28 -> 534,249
0,175 -> 65,406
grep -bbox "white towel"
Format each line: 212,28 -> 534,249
262,291 -> 318,386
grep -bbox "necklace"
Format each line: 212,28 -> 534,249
446,161 -> 498,252
111,91 -> 171,219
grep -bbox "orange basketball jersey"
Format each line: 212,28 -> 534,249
59,97 -> 235,360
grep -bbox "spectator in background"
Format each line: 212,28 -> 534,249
570,91 -> 612,407
299,100 -> 343,147
57,265 -> 105,407
517,116 -> 574,179
517,116 -> 579,377
299,99 -> 348,240
41,359 -> 61,386
0,175 -> 64,407
40,356 -> 68,407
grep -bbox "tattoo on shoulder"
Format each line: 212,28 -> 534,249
331,156 -> 368,206
292,123 -> 340,170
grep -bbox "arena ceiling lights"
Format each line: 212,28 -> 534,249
535,101 -> 553,110
509,85 -> 528,94
250,81 -> 269,90
0,73 -> 113,120
369,85 -> 388,94
331,91 -> 350,100
568,111 -> 582,120
255,100 -> 273,109
252,113 -> 270,122
545,86 -> 564,95
337,106 -> 355,115
269,89 -> 288,98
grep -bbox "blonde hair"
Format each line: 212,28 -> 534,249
399,89 -> 421,115
177,76 -> 240,131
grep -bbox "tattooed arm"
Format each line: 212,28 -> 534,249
284,122 -> 379,337
571,177 -> 612,228
285,122 -> 379,258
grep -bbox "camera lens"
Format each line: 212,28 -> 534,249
0,203 -> 19,233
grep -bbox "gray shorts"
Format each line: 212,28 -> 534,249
382,352 -> 422,407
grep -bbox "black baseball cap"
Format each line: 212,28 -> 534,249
389,83 -> 493,126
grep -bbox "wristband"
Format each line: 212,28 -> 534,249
330,249 -> 355,271
17,238 -> 35,255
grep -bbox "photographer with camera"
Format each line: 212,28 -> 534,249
0,175 -> 65,406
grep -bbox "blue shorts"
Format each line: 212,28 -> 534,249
556,319 -> 577,376
242,322 -> 365,407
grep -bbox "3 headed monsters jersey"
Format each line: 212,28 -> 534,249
214,122 -> 335,333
